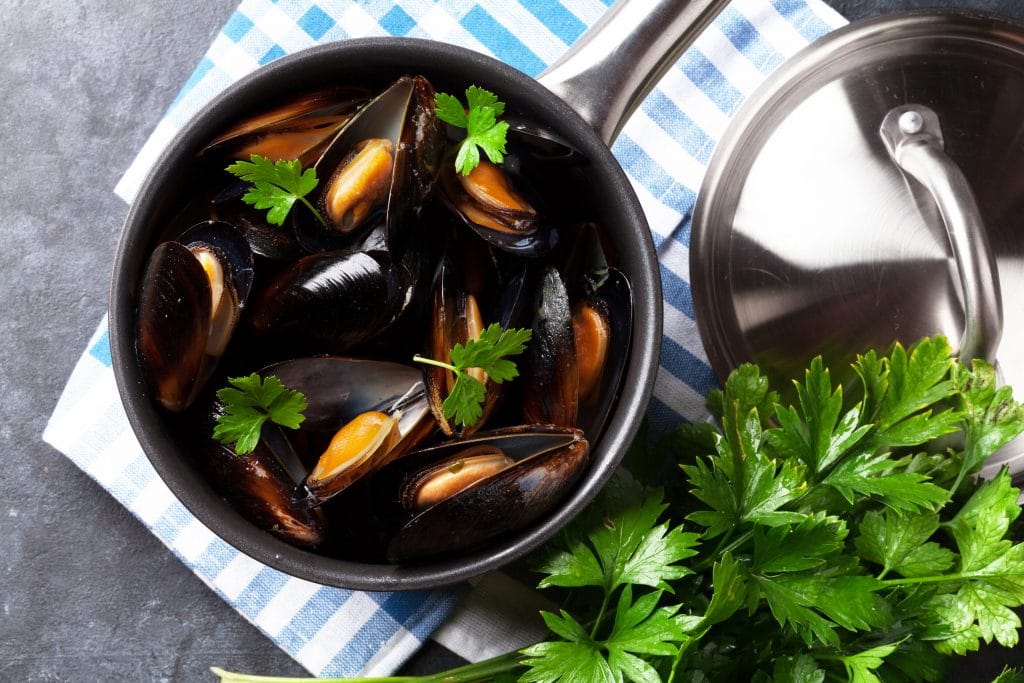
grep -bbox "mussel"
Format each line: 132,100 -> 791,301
136,221 -> 253,411
439,160 -> 550,256
295,75 -> 445,255
422,240 -> 531,435
565,226 -> 633,437
248,223 -> 430,355
520,228 -> 633,438
203,434 -> 327,548
259,357 -> 433,507
200,85 -> 371,166
522,266 -> 579,428
381,425 -> 589,562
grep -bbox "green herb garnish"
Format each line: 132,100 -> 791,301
225,154 -> 325,226
212,373 -> 308,455
434,86 -> 509,176
413,323 -> 531,427
212,336 -> 1024,682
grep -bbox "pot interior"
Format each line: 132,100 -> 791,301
111,39 -> 660,590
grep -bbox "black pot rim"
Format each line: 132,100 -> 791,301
110,37 -> 663,591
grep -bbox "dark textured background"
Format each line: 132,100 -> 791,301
3,1 -> 1024,680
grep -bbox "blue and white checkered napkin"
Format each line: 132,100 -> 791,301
44,0 -> 846,677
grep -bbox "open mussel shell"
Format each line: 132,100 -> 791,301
203,435 -> 327,549
200,85 -> 371,166
438,160 -> 552,257
424,242 -> 500,436
574,267 -> 632,438
294,75 -> 444,255
562,223 -> 633,438
136,221 -> 253,411
262,357 -> 433,507
382,425 -> 588,563
249,227 -> 427,355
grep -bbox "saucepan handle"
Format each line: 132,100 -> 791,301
879,104 -> 1003,363
537,0 -> 731,146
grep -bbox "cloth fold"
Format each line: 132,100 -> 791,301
45,0 -> 847,676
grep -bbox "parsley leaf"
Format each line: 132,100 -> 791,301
225,154 -> 324,226
835,641 -> 902,683
855,338 -> 961,448
753,573 -> 890,647
537,490 -> 700,593
855,510 -> 954,578
212,373 -> 307,455
822,450 -> 948,513
954,358 -> 1024,481
434,86 -> 509,175
768,357 -> 871,475
413,323 -> 531,428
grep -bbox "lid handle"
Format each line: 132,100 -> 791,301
537,0 -> 731,146
879,104 -> 1003,363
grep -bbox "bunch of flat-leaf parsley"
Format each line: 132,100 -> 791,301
211,336 -> 1024,683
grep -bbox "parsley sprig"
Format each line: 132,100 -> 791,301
211,336 -> 1024,683
434,86 -> 509,175
225,154 -> 326,227
413,323 -> 531,427
212,373 -> 308,455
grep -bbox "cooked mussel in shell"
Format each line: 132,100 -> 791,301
296,75 -> 445,254
204,436 -> 327,548
136,221 -> 253,411
248,228 -> 429,355
261,357 -> 433,507
200,85 -> 370,166
422,241 -> 529,436
384,425 -> 588,562
439,160 -> 549,256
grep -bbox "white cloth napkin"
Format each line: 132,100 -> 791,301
44,0 -> 847,675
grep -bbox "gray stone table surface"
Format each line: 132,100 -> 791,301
3,1 -> 1024,681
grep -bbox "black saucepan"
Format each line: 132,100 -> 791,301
109,0 -> 728,589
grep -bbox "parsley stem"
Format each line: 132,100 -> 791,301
411,354 -> 458,373
590,588 -> 613,641
211,651 -> 524,683
880,572 -> 969,587
297,195 -> 327,227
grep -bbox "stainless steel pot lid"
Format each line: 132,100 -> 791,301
691,11 -> 1024,475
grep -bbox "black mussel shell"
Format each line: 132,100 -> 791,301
210,181 -> 304,261
294,75 -> 444,256
384,425 -> 588,562
575,268 -> 632,440
200,85 -> 371,166
560,224 -> 633,439
268,356 -> 430,432
249,238 -> 422,355
137,242 -> 210,412
521,266 -> 578,428
203,436 -> 327,549
136,221 -> 253,412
